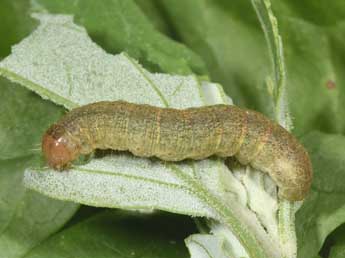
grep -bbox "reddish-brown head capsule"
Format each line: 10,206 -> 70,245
42,124 -> 79,170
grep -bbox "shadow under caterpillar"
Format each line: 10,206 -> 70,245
42,101 -> 312,201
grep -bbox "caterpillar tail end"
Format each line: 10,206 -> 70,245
278,157 -> 313,202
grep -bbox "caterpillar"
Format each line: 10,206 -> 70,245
42,101 -> 312,201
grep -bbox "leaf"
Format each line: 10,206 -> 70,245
185,234 -> 230,258
0,0 -> 35,58
251,2 -> 297,258
269,0 -> 345,135
331,250 -> 345,258
329,226 -> 345,258
0,3 -> 79,258
0,13 -> 206,110
134,0 -> 174,36
25,156 -> 216,216
0,155 -> 78,258
153,0 -> 345,136
251,0 -> 291,130
33,0 -> 207,76
23,211 -> 194,258
0,77 -> 64,159
202,220 -> 249,258
0,56 -> 78,258
0,14 -> 283,258
296,131 -> 345,258
151,0 -> 271,114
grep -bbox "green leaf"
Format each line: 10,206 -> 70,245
0,155 -> 78,258
0,77 -> 64,159
270,0 -> 345,135
0,14 -> 286,258
0,65 -> 78,258
23,211 -> 194,258
0,4 -> 79,258
152,0 -> 271,113
34,0 -> 207,76
134,0 -> 174,36
296,131 -> 345,258
154,0 -> 345,135
251,0 -> 291,130
0,0 -> 35,58
329,226 -> 345,258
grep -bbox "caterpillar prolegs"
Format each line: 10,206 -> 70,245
42,101 -> 312,201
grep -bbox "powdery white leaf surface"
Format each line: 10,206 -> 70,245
209,221 -> 249,258
191,160 -> 280,258
185,234 -> 230,258
241,168 -> 278,239
24,155 -> 214,217
0,13 -> 284,258
201,81 -> 232,106
0,13 -> 204,110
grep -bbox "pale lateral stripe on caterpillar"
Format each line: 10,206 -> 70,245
42,101 -> 312,201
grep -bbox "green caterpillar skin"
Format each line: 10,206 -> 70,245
42,101 -> 312,201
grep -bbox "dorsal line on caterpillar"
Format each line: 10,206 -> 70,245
42,100 -> 312,201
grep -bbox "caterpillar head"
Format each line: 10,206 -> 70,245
42,124 -> 80,170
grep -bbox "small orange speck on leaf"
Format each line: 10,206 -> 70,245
326,80 -> 336,90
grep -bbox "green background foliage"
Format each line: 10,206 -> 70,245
1,0 -> 345,257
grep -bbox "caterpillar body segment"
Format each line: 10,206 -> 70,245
42,101 -> 312,201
